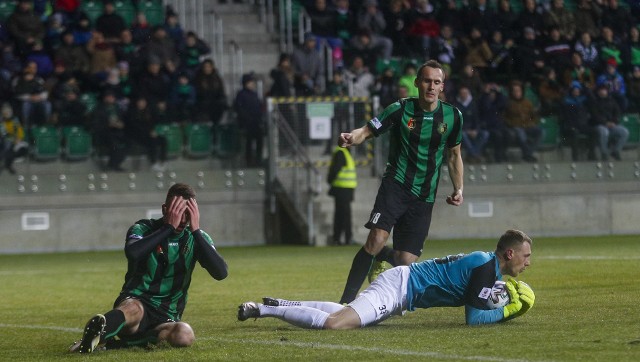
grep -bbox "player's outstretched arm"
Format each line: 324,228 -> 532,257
339,124 -> 372,148
464,305 -> 505,325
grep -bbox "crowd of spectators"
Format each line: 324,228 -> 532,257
272,0 -> 640,162
0,0 -> 228,172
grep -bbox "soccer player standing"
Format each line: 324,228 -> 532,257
70,183 -> 228,353
337,60 -> 464,304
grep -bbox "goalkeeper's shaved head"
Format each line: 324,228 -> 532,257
496,229 -> 532,253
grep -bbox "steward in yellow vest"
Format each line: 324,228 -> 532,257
327,147 -> 357,245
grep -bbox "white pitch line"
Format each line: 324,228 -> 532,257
537,255 -> 640,260
0,323 -> 81,333
198,336 -> 536,362
0,268 -> 106,276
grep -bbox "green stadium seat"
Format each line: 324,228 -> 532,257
620,113 -> 640,149
539,116 -> 561,151
0,1 -> 16,23
139,0 -> 164,26
80,0 -> 103,25
30,125 -> 60,161
155,123 -> 183,159
113,0 -> 136,27
375,58 -> 402,75
62,126 -> 92,161
184,123 -> 213,158
215,123 -> 240,159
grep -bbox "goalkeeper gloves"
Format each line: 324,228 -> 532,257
517,280 -> 535,315
502,278 -> 522,319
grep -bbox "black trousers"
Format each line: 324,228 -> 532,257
332,190 -> 353,244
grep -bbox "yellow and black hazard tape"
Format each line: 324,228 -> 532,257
269,96 -> 370,104
277,157 -> 372,169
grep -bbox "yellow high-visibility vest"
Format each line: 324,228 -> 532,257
331,147 -> 357,189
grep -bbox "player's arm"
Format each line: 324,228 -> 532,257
124,224 -> 174,261
187,198 -> 228,280
339,124 -> 373,148
465,305 -> 505,325
446,143 -> 464,206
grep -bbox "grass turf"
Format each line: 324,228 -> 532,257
0,235 -> 639,361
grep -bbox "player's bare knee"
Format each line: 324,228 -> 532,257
117,298 -> 144,322
364,230 -> 389,254
169,322 -> 195,347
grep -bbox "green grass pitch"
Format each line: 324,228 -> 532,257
0,235 -> 639,361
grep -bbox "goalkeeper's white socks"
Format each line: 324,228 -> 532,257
271,298 -> 344,313
258,304 -> 334,329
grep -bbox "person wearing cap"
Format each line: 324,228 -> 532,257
589,83 -> 629,161
596,57 -> 628,111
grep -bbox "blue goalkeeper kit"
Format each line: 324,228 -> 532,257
406,251 -> 505,324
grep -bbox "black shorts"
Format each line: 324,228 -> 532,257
113,294 -> 176,340
365,177 -> 435,257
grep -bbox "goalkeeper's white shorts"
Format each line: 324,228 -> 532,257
349,265 -> 409,327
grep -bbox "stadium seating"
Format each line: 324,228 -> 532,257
0,1 -> 16,23
139,0 -> 164,26
80,0 -> 103,25
114,0 -> 136,27
62,126 -> 92,161
30,125 -> 60,161
621,113 -> 640,149
215,123 -> 241,159
539,116 -> 561,151
184,123 -> 213,158
154,123 -> 183,159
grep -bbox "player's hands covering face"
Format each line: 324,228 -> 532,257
186,198 -> 200,231
164,196 -> 188,230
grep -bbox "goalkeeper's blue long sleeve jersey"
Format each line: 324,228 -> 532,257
406,251 -> 505,325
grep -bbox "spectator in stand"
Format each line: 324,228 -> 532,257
130,12 -> 153,45
478,83 -> 509,163
86,31 -> 118,88
307,0 -> 343,69
334,0 -> 356,54
503,81 -> 542,163
495,0 -> 518,41
348,29 -> 383,71
326,69 -> 349,96
356,0 -> 393,60
560,81 -> 595,161
343,55 -> 375,98
626,26 -> 640,71
516,0 -> 545,38
597,58 -> 628,111
136,57 -> 171,105
269,53 -> 294,97
72,13 -> 93,46
542,26 -> 572,77
453,85 -> 488,163
462,0 -> 497,38
514,27 -> 544,85
397,62 -> 418,98
563,52 -> 597,92
114,61 -> 134,109
461,27 -> 493,80
590,84 -> 628,160
234,72 -> 264,168
26,41 -> 54,78
601,0 -> 634,41
168,72 -> 196,124
432,24 -> 462,73
626,65 -> 640,112
487,30 -> 515,84
574,31 -> 600,71
543,0 -> 575,41
1,103 -> 29,174
55,30 -> 90,77
374,66 -> 399,108
142,26 -> 178,74
51,86 -> 87,128
6,0 -> 45,56
95,0 -> 126,43
126,96 -> 168,172
178,32 -> 211,80
44,60 -> 71,107
574,0 -> 603,40
457,64 -> 484,98
193,59 -> 228,127
163,7 -> 184,48
292,32 -> 325,96
53,0 -> 81,20
91,90 -> 127,171
598,26 -> 625,70
437,0 -> 464,36
44,12 -> 66,54
382,0 -> 411,58
11,61 -> 51,127
404,0 -> 439,59
538,67 -> 565,116
115,29 -> 143,75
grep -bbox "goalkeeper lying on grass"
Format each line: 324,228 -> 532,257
238,229 -> 534,329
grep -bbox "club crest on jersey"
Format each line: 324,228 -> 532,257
437,122 -> 448,135
407,118 -> 415,130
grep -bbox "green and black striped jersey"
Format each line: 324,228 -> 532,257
120,218 -> 216,321
367,98 -> 463,202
